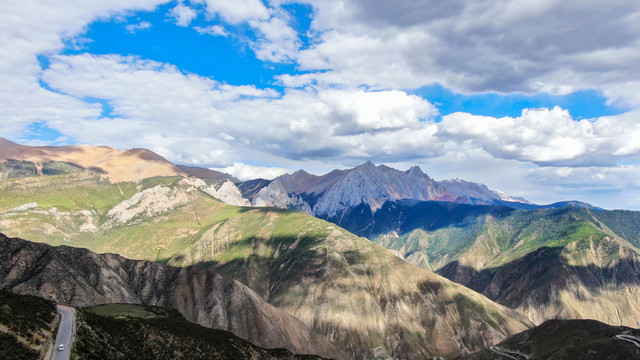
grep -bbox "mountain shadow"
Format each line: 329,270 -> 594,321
169,212 -> 532,360
322,199 -> 515,239
438,244 -> 640,326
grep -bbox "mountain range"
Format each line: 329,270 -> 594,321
2,138 -> 640,359
0,169 -> 532,358
0,137 -> 591,215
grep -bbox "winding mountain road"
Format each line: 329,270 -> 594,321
51,305 -> 75,360
615,334 -> 640,348
489,346 -> 530,359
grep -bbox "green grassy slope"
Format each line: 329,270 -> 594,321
375,207 -> 614,271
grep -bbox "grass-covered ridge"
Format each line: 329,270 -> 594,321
0,170 -> 181,213
374,206 -> 617,271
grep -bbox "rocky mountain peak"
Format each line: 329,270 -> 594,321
291,169 -> 310,177
407,165 -> 426,177
201,179 -> 251,207
253,180 -> 312,214
312,161 -> 454,217
439,178 -> 528,205
355,160 -> 376,171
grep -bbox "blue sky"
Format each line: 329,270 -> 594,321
2,0 -> 640,209
59,3 -> 624,119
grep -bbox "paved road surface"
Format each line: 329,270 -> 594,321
52,305 -> 75,360
615,334 -> 640,348
489,346 -> 530,359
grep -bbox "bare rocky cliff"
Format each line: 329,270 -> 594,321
0,234 -> 346,360
202,179 -> 251,207
312,162 -> 454,218
252,180 -> 312,214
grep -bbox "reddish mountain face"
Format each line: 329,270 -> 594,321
0,137 -> 184,182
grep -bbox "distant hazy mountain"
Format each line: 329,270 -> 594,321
234,162 -> 602,234
247,162 -> 602,219
0,138 -> 598,216
259,162 -> 535,236
439,178 -> 530,205
177,164 -> 240,183
310,162 -> 457,217
0,137 -> 183,182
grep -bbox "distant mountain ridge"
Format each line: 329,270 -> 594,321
177,164 -> 240,183
0,139 -> 600,214
439,178 -> 529,205
239,161 -> 600,220
0,137 -> 184,183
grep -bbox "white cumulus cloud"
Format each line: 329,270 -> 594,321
319,89 -> 438,131
0,0 -> 166,138
211,162 -> 292,180
437,107 -> 640,166
168,3 -> 198,27
125,21 -> 152,33
203,0 -> 269,24
289,0 -> 640,107
194,24 -> 229,36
